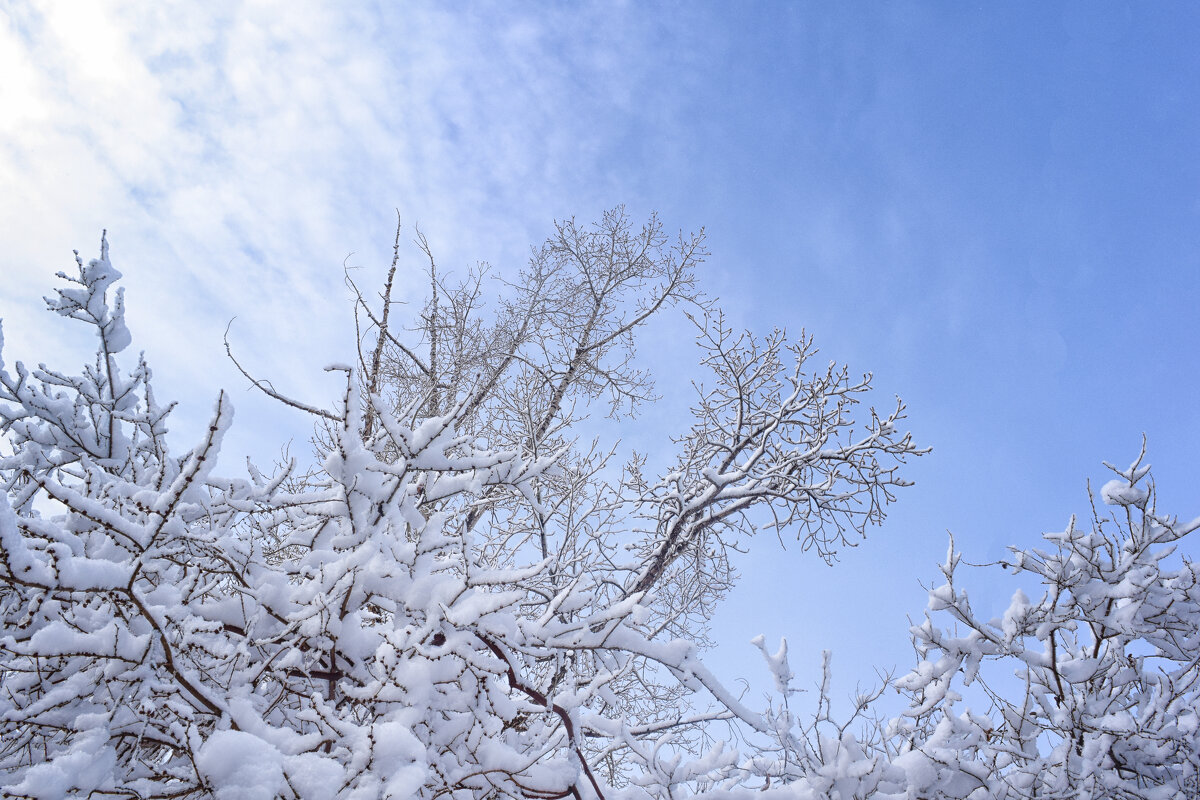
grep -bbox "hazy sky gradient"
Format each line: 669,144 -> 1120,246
3,1 -> 1198,709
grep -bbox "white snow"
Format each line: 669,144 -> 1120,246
195,731 -> 285,800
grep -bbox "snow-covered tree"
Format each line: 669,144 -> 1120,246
0,219 -> 923,799
4,217 -> 1199,800
886,444 -> 1200,799
326,210 -> 925,754
715,446 -> 1200,800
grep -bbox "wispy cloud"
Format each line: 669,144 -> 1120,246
0,1 -> 694,462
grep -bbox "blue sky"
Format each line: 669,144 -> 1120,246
3,2 -> 1199,710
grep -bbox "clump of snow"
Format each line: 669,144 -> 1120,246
195,731 -> 285,800
280,754 -> 343,800
4,725 -> 116,798
1100,478 -> 1149,508
751,634 -> 793,694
